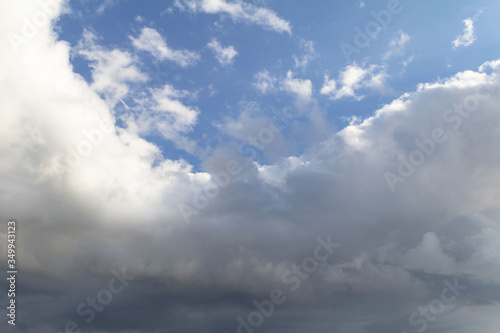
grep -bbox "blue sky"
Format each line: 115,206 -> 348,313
3,1 -> 500,332
54,0 -> 500,168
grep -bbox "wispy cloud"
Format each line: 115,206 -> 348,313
130,27 -> 200,67
76,30 -> 148,106
452,10 -> 483,49
383,30 -> 410,60
293,40 -> 316,71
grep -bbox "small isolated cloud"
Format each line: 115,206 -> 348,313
320,75 -> 337,95
321,63 -> 390,100
293,40 -> 316,71
207,38 -> 238,66
384,30 -> 410,60
175,0 -> 291,34
130,27 -> 200,67
76,30 -> 148,106
359,1 -> 365,8
96,0 -> 118,15
252,69 -> 277,94
452,10 -> 483,49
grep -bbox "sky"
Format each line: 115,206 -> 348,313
1,0 -> 500,332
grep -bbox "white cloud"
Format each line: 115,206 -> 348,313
0,1 -> 208,230
321,63 -> 390,100
76,30 -> 148,106
293,40 -> 316,70
96,0 -> 118,15
76,29 -> 199,153
452,10 -> 482,49
403,232 -> 455,274
151,84 -> 199,131
320,75 -> 337,95
4,2 -> 500,332
383,30 -> 410,60
281,70 -> 313,105
252,69 -> 277,94
125,84 -> 200,153
175,0 -> 291,34
130,27 -> 200,67
401,55 -> 415,68
207,38 -> 238,66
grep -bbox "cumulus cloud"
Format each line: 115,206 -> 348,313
452,10 -> 482,49
321,62 -> 390,100
207,38 -> 238,66
130,27 -> 200,67
175,0 -> 291,34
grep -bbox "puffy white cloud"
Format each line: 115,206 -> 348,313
175,0 -> 291,34
130,27 -> 200,67
321,62 -> 390,100
452,11 -> 482,49
207,38 -> 238,66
